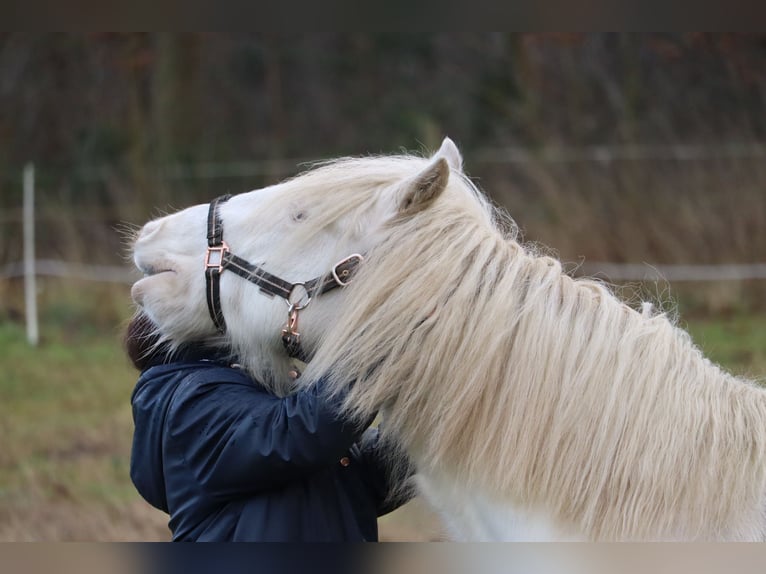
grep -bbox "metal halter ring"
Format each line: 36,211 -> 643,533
204,242 -> 229,273
286,283 -> 312,311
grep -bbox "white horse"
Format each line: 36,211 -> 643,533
131,138 -> 766,541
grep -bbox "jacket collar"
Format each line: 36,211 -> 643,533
140,342 -> 235,372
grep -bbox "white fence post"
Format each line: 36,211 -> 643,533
23,163 -> 38,346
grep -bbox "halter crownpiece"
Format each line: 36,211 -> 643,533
204,194 -> 363,359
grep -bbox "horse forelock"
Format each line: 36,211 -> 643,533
301,164 -> 766,540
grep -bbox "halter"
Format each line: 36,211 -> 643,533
204,194 -> 363,360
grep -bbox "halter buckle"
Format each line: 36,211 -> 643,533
332,253 -> 364,287
205,242 -> 230,273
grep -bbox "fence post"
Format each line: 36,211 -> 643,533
23,163 -> 38,346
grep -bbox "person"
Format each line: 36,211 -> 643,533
126,314 -> 413,542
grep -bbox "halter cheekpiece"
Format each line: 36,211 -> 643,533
204,194 -> 363,360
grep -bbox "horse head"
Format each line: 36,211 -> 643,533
131,138 -> 464,392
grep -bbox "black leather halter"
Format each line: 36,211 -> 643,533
204,194 -> 363,359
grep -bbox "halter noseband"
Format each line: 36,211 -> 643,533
204,194 -> 363,360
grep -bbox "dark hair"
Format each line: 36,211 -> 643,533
124,313 -> 170,371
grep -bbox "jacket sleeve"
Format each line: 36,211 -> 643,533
355,426 -> 417,516
167,368 -> 369,499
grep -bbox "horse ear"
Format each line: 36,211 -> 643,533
398,157 -> 449,217
435,136 -> 463,172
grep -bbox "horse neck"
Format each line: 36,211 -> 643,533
311,222 -> 766,538
227,297 -> 301,396
399,268 -> 766,539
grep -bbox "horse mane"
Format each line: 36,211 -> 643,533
301,159 -> 766,540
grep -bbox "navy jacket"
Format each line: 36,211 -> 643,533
130,350 -> 411,541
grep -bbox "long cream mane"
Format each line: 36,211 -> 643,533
296,154 -> 766,540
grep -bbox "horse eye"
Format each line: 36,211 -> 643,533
291,211 -> 307,222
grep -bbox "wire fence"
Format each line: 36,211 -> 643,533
1,259 -> 135,284
472,142 -> 766,165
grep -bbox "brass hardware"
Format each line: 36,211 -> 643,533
204,242 -> 230,272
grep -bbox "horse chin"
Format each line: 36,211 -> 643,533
130,272 -> 203,335
131,272 -> 176,307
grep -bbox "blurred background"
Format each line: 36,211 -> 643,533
1,32 -> 765,541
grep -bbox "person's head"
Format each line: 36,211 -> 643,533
124,313 -> 169,371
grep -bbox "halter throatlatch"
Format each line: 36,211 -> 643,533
204,194 -> 363,360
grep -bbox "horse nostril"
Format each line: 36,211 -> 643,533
137,219 -> 163,243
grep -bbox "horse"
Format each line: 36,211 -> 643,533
130,138 -> 766,541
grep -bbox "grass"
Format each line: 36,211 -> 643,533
0,314 -> 171,541
1,284 -> 765,540
684,315 -> 766,380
